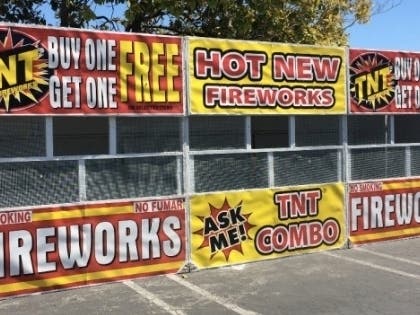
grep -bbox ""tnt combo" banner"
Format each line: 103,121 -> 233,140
0,198 -> 186,298
188,37 -> 346,115
0,24 -> 183,115
349,49 -> 420,114
190,183 -> 346,269
349,178 -> 420,244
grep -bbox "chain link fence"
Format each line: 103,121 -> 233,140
0,115 -> 417,209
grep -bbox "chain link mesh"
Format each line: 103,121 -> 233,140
0,117 -> 45,157
395,115 -> 420,143
409,146 -> 420,176
348,115 -> 387,145
251,116 -> 289,148
193,153 -> 268,193
85,156 -> 180,200
53,117 -> 109,156
117,117 -> 181,153
190,116 -> 245,150
350,147 -> 406,180
0,160 -> 78,208
295,116 -> 340,146
274,149 -> 339,186
1,115 -> 419,209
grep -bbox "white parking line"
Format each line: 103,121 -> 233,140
167,274 -> 260,315
124,280 -> 186,315
354,247 -> 420,266
323,251 -> 420,280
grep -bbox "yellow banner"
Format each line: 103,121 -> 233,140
190,183 -> 346,269
188,37 -> 347,115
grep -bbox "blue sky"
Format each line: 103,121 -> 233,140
348,0 -> 420,51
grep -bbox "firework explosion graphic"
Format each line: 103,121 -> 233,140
350,52 -> 396,111
194,198 -> 255,261
0,28 -> 50,112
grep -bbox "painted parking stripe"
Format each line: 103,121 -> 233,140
354,247 -> 420,266
124,280 -> 186,315
323,251 -> 420,280
167,274 -> 260,315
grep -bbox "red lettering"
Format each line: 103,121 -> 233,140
195,49 -> 222,78
255,220 -> 340,255
222,52 -> 247,79
273,54 -> 341,82
274,189 -> 321,220
195,49 -> 265,80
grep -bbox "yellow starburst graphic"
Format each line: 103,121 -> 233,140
0,28 -> 50,112
194,198 -> 255,261
349,52 -> 395,111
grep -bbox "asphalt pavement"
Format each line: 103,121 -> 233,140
1,238 -> 419,315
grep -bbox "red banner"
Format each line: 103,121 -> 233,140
0,24 -> 183,115
349,49 -> 420,114
349,179 -> 420,244
0,198 -> 186,298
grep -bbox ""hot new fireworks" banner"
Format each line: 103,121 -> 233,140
0,24 -> 183,115
188,37 -> 346,115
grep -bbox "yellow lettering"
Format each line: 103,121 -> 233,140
354,75 -> 365,101
0,55 -> 17,89
134,41 -> 151,102
152,43 -> 165,102
119,40 -> 133,102
18,49 -> 38,82
118,41 -> 181,104
166,43 -> 180,102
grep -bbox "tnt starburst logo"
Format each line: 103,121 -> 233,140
194,198 -> 255,261
350,52 -> 396,111
0,28 -> 51,112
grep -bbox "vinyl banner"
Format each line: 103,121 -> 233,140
190,183 -> 346,269
0,198 -> 186,298
188,37 -> 346,115
0,24 -> 183,115
349,49 -> 420,114
349,178 -> 420,245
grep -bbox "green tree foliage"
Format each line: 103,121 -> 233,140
0,0 -> 400,46
50,0 -> 92,28
0,0 -> 124,30
124,0 -> 381,46
49,0 -> 125,29
0,0 -> 46,25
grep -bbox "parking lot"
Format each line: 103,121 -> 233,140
1,237 -> 419,315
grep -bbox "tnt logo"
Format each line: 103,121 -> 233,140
0,28 -> 52,112
350,52 -> 395,111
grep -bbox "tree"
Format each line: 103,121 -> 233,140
0,0 -> 124,30
124,0 -> 399,46
0,0 -> 401,46
49,0 -> 124,29
50,0 -> 92,28
0,0 -> 46,25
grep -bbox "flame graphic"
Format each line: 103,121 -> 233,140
350,52 -> 395,111
194,198 -> 255,261
0,28 -> 49,111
